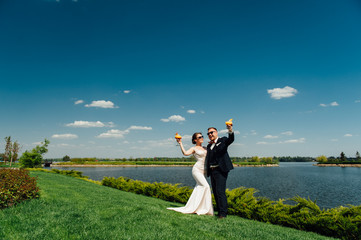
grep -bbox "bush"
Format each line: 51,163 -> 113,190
49,169 -> 88,178
102,176 -> 192,204
19,139 -> 49,168
0,168 -> 39,209
19,151 -> 43,168
102,176 -> 361,240
70,158 -> 97,163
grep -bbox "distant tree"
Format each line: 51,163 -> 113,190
356,151 -> 361,161
4,136 -> 12,165
316,155 -> 328,163
261,157 -> 273,164
19,139 -> 50,168
62,155 -> 71,162
249,156 -> 260,162
10,141 -> 20,166
340,152 -> 346,162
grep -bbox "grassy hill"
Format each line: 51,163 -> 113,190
0,172 -> 335,240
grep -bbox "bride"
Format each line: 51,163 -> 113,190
167,132 -> 214,215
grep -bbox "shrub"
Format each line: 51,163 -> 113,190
49,169 -> 88,178
102,176 -> 361,240
70,158 -> 97,163
0,168 -> 39,209
19,139 -> 49,168
102,176 -> 192,204
19,151 -> 43,168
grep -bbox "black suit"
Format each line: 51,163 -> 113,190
206,132 -> 234,217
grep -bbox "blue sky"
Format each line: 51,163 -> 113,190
1,0 -> 361,158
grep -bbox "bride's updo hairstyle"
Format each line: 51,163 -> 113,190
192,132 -> 202,144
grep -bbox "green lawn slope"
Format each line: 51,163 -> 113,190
0,172 -> 336,240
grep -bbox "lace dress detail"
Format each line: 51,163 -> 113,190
167,147 -> 214,215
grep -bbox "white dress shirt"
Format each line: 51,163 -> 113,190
210,137 -> 219,150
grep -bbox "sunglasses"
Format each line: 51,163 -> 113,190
197,136 -> 204,139
207,131 -> 215,136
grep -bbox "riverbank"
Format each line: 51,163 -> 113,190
52,163 -> 279,167
52,164 -> 193,167
315,164 -> 361,167
0,171 -> 334,240
234,164 -> 279,167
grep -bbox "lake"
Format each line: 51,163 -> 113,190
49,162 -> 361,209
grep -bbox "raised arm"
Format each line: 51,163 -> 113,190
176,138 -> 195,156
225,123 -> 234,146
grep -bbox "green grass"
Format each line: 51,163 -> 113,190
0,162 -> 20,168
0,172 -> 336,240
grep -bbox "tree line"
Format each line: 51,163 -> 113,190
316,151 -> 361,164
0,136 -> 21,166
0,137 -> 49,168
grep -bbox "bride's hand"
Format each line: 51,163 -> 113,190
176,138 -> 182,144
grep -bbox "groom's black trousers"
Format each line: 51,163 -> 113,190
210,168 -> 229,217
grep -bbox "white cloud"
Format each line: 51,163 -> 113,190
146,138 -> 174,148
181,134 -> 192,140
282,138 -> 305,144
55,143 -> 78,148
264,135 -> 279,139
267,86 -> 298,100
66,120 -> 114,128
74,100 -> 84,105
320,101 -> 339,107
344,134 -> 352,137
85,100 -> 117,109
97,125 -> 152,139
97,129 -> 129,138
161,115 -> 186,123
232,143 -> 245,147
256,141 -> 276,145
187,110 -> 196,114
52,134 -> 78,139
123,90 -> 131,94
330,139 -> 338,142
128,126 -> 152,130
281,131 -> 293,136
355,100 -> 360,103
250,130 -> 257,135
219,129 -> 241,135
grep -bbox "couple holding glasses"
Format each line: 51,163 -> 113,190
167,122 -> 234,218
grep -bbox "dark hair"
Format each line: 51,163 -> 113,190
207,127 -> 217,132
192,132 -> 202,144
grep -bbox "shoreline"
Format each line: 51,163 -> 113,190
51,164 -> 192,167
234,164 -> 279,167
314,164 -> 361,167
50,164 -> 279,168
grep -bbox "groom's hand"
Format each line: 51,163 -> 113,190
226,123 -> 233,133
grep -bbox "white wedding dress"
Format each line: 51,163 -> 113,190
167,147 -> 214,215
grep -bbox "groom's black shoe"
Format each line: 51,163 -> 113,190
218,216 -> 226,219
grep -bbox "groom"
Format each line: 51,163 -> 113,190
206,124 -> 234,218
